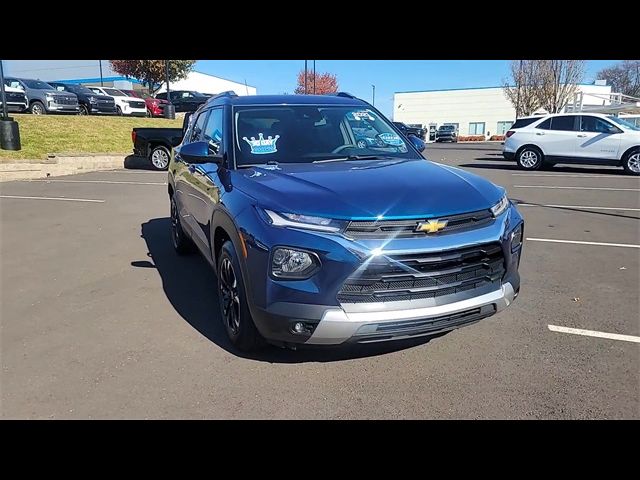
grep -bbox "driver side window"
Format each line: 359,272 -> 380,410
202,108 -> 223,155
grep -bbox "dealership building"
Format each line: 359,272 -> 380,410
2,60 -> 256,96
393,81 -> 639,140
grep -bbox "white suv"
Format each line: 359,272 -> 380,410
503,113 -> 640,175
87,86 -> 147,117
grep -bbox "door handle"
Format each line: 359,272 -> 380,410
577,134 -> 587,137
536,132 -> 545,135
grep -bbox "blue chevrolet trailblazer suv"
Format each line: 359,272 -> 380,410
168,91 -> 524,351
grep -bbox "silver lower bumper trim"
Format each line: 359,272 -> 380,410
306,282 -> 515,345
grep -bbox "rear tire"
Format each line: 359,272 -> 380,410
150,145 -> 171,170
170,195 -> 196,255
516,146 -> 544,170
218,241 -> 264,352
622,148 -> 640,176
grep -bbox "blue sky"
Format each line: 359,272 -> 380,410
196,60 -> 619,118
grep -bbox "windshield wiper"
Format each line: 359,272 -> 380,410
237,160 -> 279,169
313,155 -> 392,163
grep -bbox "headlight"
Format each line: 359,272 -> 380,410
45,93 -> 54,100
89,96 -> 97,104
511,223 -> 523,252
264,209 -> 347,233
490,194 -> 509,217
271,247 -> 320,279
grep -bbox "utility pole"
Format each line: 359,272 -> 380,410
515,59 -> 523,119
0,59 -> 21,150
304,60 -> 308,94
99,60 -> 104,86
372,84 -> 376,106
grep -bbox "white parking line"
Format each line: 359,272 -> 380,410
517,203 -> 640,212
513,173 -> 636,179
28,179 -> 166,186
548,325 -> 640,344
527,238 -> 640,249
0,195 -> 104,203
513,185 -> 640,192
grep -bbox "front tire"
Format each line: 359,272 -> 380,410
170,195 -> 195,255
30,101 -> 46,115
78,105 -> 89,116
150,145 -> 171,170
622,148 -> 640,176
516,146 -> 544,170
116,105 -> 123,116
218,241 -> 263,352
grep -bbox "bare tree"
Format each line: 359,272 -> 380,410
537,60 -> 586,113
597,60 -> 640,98
503,60 -> 544,117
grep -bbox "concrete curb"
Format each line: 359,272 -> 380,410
0,154 -> 132,181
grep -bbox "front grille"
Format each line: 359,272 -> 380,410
128,101 -> 146,109
337,243 -> 505,304
345,209 -> 494,239
6,93 -> 25,102
54,96 -> 76,105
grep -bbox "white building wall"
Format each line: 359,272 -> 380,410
155,71 -> 256,96
394,83 -> 613,137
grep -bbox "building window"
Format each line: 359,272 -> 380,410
497,121 -> 513,135
469,122 -> 485,135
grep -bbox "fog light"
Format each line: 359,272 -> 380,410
271,247 -> 319,279
291,321 -> 314,335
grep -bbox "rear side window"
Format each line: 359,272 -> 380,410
536,118 -> 552,130
549,116 -> 578,131
156,92 -> 167,100
512,117 -> 541,129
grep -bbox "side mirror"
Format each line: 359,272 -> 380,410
178,141 -> 222,164
409,135 -> 426,153
607,125 -> 621,134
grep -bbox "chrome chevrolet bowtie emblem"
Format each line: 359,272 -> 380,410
415,219 -> 448,234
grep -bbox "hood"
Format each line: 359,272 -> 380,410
94,95 -> 114,102
227,158 -> 504,220
44,89 -> 76,97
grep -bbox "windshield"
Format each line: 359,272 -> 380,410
608,116 -> 640,131
438,125 -> 455,131
23,79 -> 54,90
67,85 -> 93,95
103,88 -> 125,96
234,105 -> 418,166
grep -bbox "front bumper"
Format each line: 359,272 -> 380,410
503,151 -> 515,161
90,104 -> 117,114
2,103 -> 27,112
47,103 -> 80,113
254,281 -> 517,346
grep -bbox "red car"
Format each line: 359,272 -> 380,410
120,89 -> 167,117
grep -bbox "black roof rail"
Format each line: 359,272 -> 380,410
206,90 -> 238,103
332,91 -> 356,99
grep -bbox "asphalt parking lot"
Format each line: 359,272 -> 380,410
1,143 -> 638,419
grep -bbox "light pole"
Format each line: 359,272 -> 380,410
371,84 -> 375,106
99,60 -> 104,87
163,60 -> 175,119
0,59 -> 21,151
304,60 -> 308,94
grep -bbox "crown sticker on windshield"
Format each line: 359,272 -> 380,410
378,133 -> 405,146
348,110 -> 376,122
243,133 -> 280,155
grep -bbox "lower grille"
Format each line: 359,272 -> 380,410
345,209 -> 494,239
128,101 -> 146,109
338,243 -> 505,304
352,304 -> 496,342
